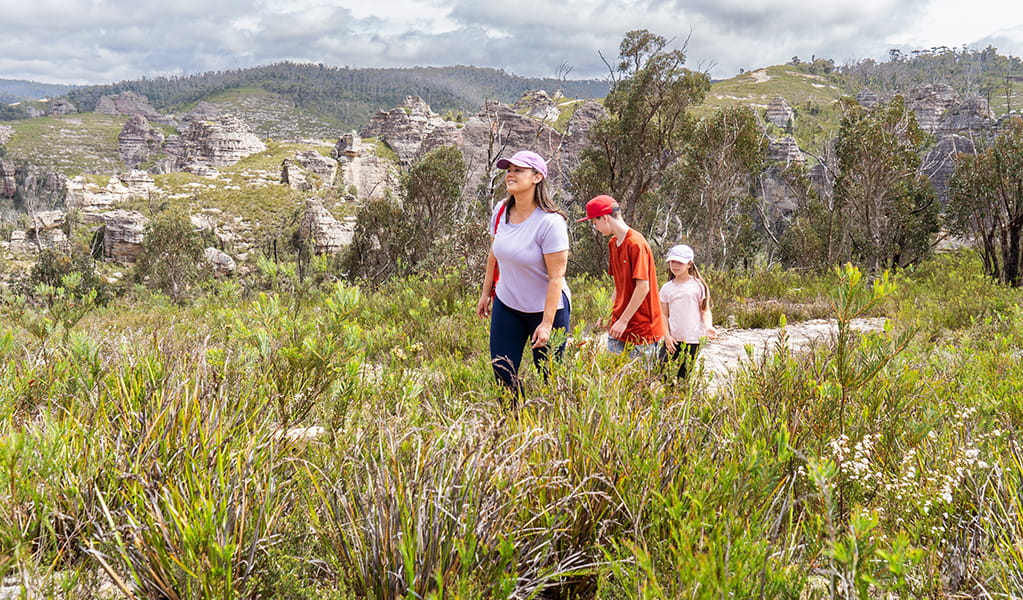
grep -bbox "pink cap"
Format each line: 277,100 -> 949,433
496,151 -> 548,178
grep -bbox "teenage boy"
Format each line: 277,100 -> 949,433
578,195 -> 663,359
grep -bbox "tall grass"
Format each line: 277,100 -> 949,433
0,253 -> 1020,598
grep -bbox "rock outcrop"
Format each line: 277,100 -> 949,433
937,97 -> 996,136
332,132 -> 401,202
47,99 -> 77,116
204,247 -> 237,276
922,134 -> 977,206
767,136 -> 805,164
765,97 -> 794,128
101,210 -> 148,264
299,200 -> 354,254
361,96 -> 447,166
0,125 -> 13,146
281,151 -> 338,190
6,210 -> 70,256
95,91 -> 162,120
0,160 -> 16,198
118,115 -> 166,169
176,115 -> 266,170
513,90 -> 561,122
905,84 -> 960,133
856,88 -> 880,108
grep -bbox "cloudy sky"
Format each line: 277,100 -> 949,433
1,0 -> 1021,85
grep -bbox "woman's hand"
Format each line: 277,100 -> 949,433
476,294 -> 492,319
706,326 -> 718,339
531,322 -> 552,348
663,334 -> 677,353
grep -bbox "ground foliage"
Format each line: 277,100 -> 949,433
0,251 -> 1021,599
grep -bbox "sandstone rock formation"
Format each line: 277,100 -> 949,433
0,160 -> 16,198
905,84 -> 960,133
282,151 -> 338,190
6,210 -> 70,256
765,97 -> 794,128
333,132 -> 401,202
0,124 -> 13,145
95,91 -> 162,120
298,200 -> 354,254
118,115 -> 167,169
937,97 -> 996,136
176,115 -> 266,170
179,102 -> 222,130
204,247 -> 237,276
65,176 -> 133,216
512,90 -> 561,122
361,96 -> 448,166
101,210 -> 148,263
767,136 -> 805,164
922,134 -> 976,206
856,88 -> 880,108
47,99 -> 77,116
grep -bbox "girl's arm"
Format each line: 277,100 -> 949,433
660,301 -> 676,351
702,305 -> 717,339
532,249 -> 568,348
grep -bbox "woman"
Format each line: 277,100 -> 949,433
476,150 -> 570,397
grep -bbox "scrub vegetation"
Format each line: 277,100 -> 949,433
0,252 -> 1021,599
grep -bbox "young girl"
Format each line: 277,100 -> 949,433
659,244 -> 717,381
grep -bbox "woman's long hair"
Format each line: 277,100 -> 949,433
503,175 -> 566,219
667,262 -> 712,311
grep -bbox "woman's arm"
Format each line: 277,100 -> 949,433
532,249 -> 568,348
476,244 -> 497,318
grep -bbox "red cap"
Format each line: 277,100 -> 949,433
577,195 -> 619,222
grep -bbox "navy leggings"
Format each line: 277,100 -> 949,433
490,293 -> 570,396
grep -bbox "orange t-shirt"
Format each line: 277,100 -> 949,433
608,229 -> 664,344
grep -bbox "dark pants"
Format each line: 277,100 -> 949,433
490,293 -> 570,396
660,342 -> 700,381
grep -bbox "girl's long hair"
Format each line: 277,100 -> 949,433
503,175 -> 566,219
667,261 -> 712,311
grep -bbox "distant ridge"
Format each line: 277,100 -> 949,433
0,79 -> 77,103
55,62 -> 609,131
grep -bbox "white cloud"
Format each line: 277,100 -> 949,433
0,0 -> 1020,85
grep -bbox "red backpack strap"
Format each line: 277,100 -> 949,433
494,202 -> 506,234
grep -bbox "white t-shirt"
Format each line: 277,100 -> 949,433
490,203 -> 570,313
659,277 -> 707,343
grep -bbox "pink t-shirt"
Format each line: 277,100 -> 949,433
659,278 -> 707,343
490,203 -> 570,313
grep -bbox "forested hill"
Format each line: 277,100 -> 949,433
59,63 -> 610,130
0,79 -> 76,104
832,46 -> 1023,113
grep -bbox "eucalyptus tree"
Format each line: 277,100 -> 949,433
572,30 -> 710,231
947,117 -> 1023,286
833,96 -> 939,273
657,105 -> 765,267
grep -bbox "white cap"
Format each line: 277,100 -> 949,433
666,244 -> 694,263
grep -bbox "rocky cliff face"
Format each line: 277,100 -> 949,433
922,134 -> 977,206
361,96 -> 448,166
905,84 -> 960,134
0,159 -> 16,198
765,97 -> 794,128
118,115 -> 167,169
